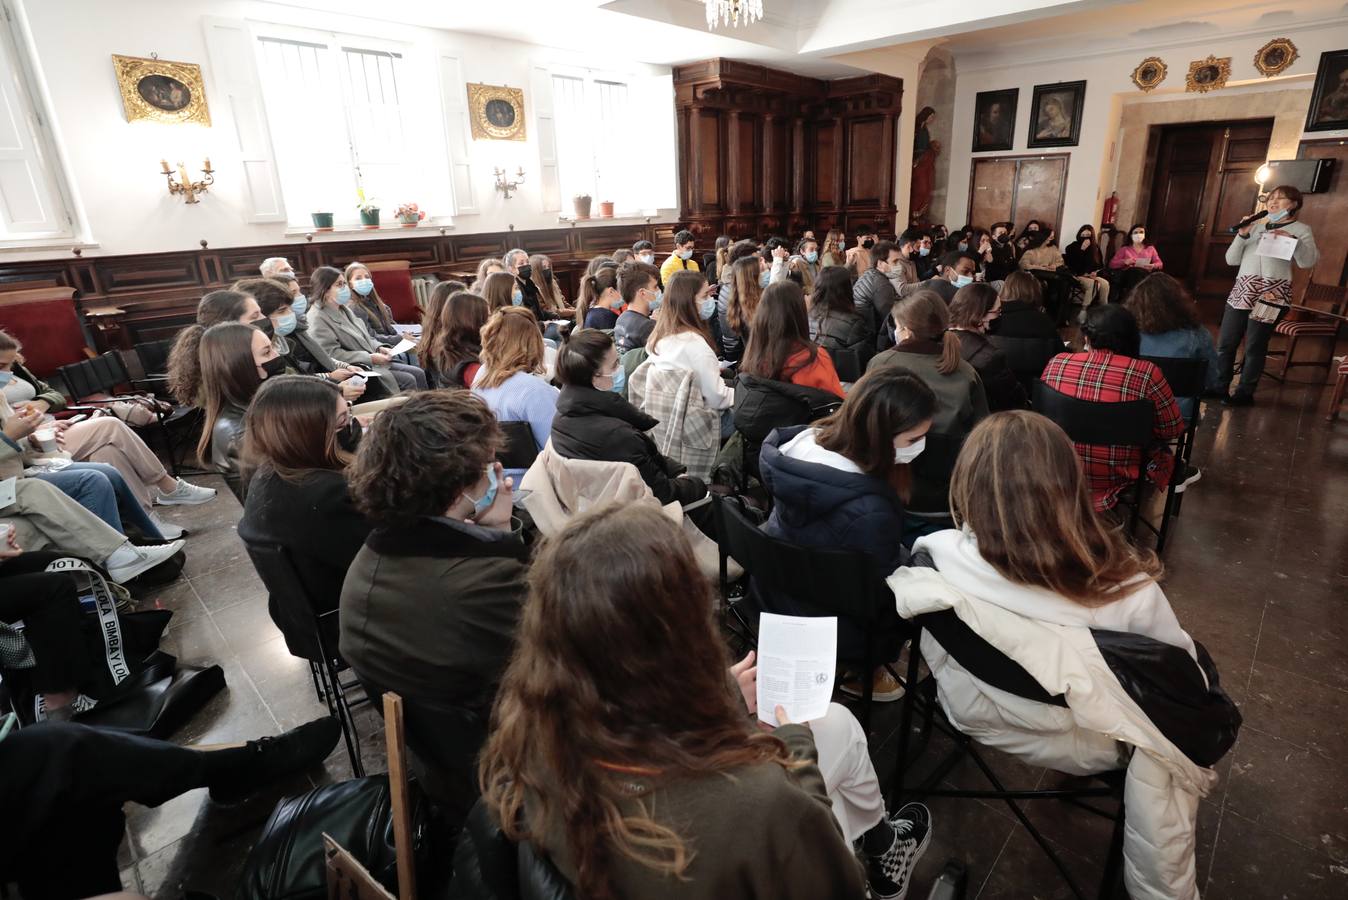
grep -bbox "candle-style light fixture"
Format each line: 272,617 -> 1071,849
161,158 -> 214,203
493,166 -> 525,199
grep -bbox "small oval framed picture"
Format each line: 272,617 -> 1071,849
112,55 -> 210,125
1186,56 -> 1232,93
467,83 -> 527,142
1131,57 -> 1167,93
1254,38 -> 1298,78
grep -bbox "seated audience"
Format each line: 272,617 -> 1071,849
307,266 -> 426,393
197,322 -> 282,500
472,307 -> 559,483
259,256 -> 295,280
647,270 -> 734,414
632,240 -> 656,267
792,235 -> 821,293
614,260 -> 662,353
908,250 -> 977,303
412,280 -> 456,389
482,270 -> 519,312
529,254 -> 572,316
984,221 -> 1017,282
707,234 -> 731,284
612,248 -> 634,266
471,257 -> 506,294
660,229 -> 700,285
947,283 -> 1029,411
574,265 -> 624,330
1019,231 -> 1066,273
867,289 -> 989,515
237,376 -> 367,660
724,253 -> 767,360
988,272 -> 1064,393
820,228 -> 846,268
845,229 -> 875,277
853,240 -> 901,347
1110,223 -> 1163,271
1064,224 -> 1111,307
886,229 -> 924,290
759,367 -> 936,700
743,282 -> 844,398
342,390 -> 527,818
552,329 -> 706,505
504,248 -> 564,327
808,266 -> 875,375
344,262 -> 403,347
436,289 -> 490,389
1040,305 -> 1188,512
167,289 -> 266,406
1125,273 -> 1224,422
475,501 -> 932,900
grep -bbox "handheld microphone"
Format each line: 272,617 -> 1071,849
1229,210 -> 1268,234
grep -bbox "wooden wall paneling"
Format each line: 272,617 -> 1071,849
1295,138 -> 1348,291
763,114 -> 789,212
93,256 -> 200,293
812,120 -> 838,209
846,117 -> 887,206
695,108 -> 723,213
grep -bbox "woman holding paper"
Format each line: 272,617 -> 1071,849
474,502 -> 932,900
1216,185 -> 1319,406
1108,224 -> 1164,271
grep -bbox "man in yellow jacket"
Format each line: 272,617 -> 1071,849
660,229 -> 700,286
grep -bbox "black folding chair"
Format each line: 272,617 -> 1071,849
1141,356 -> 1208,552
712,494 -> 909,732
890,607 -> 1127,900
496,421 -> 540,472
829,346 -> 863,384
1032,382 -> 1155,538
242,540 -> 366,777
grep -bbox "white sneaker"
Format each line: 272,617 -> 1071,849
148,512 -> 185,540
105,540 -> 186,583
155,478 -> 216,506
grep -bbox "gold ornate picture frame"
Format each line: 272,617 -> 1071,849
112,54 -> 210,125
467,84 -> 526,142
1131,57 -> 1167,93
1254,38 -> 1298,78
1186,56 -> 1232,93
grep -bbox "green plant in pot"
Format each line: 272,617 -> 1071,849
356,188 -> 380,228
311,211 -> 335,230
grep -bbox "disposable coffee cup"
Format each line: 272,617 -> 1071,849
34,427 -> 58,453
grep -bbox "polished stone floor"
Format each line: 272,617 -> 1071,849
113,374 -> 1348,898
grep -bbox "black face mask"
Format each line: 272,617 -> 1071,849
260,356 -> 286,379
541,267 -> 553,282
995,234 -> 1009,244
517,264 -> 532,281
255,319 -> 275,339
862,238 -> 875,249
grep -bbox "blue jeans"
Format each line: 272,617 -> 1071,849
34,462 -> 164,540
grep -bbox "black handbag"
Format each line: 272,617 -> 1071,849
236,773 -> 429,900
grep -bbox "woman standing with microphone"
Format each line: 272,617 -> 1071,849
1216,185 -> 1319,406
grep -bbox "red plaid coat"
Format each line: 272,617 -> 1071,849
1040,350 -> 1185,510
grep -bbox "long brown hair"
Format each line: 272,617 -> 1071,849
243,375 -> 350,479
482,272 -> 517,311
196,323 -> 265,463
821,229 -> 845,262
647,270 -> 715,355
742,281 -> 817,381
480,503 -> 798,900
948,283 -> 999,330
950,411 -> 1160,604
1124,273 -> 1201,334
998,271 -> 1044,308
726,255 -> 763,334
471,258 -> 505,294
892,289 -> 962,375
417,281 -> 464,377
530,254 -> 565,312
478,306 -> 545,388
442,291 -> 490,376
168,290 -> 258,405
344,262 -> 393,332
814,367 -> 936,500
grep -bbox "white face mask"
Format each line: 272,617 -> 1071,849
894,436 -> 926,464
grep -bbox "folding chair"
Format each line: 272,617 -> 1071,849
1032,382 -> 1155,540
890,607 -> 1127,900
243,540 -> 367,776
1264,282 -> 1346,383
712,494 -> 908,732
1141,356 -> 1207,552
496,421 -> 540,472
829,346 -> 863,384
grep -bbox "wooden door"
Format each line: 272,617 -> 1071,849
1147,121 -> 1272,295
968,154 -> 1068,232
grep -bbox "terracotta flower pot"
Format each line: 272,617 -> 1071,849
599,201 -> 615,218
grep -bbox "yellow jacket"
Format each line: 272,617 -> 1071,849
660,252 -> 700,285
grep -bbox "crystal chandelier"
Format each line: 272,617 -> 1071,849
705,0 -> 764,29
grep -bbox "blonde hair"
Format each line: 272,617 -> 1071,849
478,307 -> 545,388
472,258 -> 506,294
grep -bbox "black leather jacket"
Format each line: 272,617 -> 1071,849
209,402 -> 247,501
449,801 -> 574,900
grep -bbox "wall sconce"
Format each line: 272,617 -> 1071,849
493,166 -> 525,199
1254,164 -> 1272,185
160,158 -> 214,203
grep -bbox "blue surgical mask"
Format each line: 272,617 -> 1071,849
607,364 -> 626,394
335,287 -> 351,306
1267,208 -> 1289,223
699,296 -> 717,320
352,278 -> 374,296
274,313 -> 297,336
639,252 -> 655,265
919,247 -> 931,257
953,274 -> 973,288
511,288 -> 523,307
648,288 -> 663,313
958,242 -> 969,252
291,296 -> 308,316
804,251 -> 818,264
678,248 -> 694,260
0,371 -> 13,387
758,270 -> 771,289
467,465 -> 498,518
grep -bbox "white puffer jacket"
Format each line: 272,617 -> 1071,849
889,529 -> 1219,900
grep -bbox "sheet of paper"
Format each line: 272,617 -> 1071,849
756,613 -> 837,726
393,323 -> 422,337
0,476 -> 15,510
387,337 -> 417,355
1256,232 -> 1297,261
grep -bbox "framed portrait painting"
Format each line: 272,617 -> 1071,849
1306,49 -> 1348,132
467,83 -> 527,141
112,55 -> 210,125
1028,81 -> 1085,149
972,88 -> 1018,153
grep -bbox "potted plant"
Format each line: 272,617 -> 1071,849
394,202 -> 426,227
572,193 -> 592,220
356,188 -> 380,228
598,200 -> 615,218
311,211 -> 335,231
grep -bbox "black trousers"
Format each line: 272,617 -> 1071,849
0,722 -> 209,899
0,552 -> 87,694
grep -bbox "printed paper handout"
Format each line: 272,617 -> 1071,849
756,613 -> 838,725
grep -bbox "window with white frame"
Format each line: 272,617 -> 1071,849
254,31 -> 427,227
0,6 -> 75,244
551,72 -> 639,212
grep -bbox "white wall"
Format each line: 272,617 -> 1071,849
12,0 -> 676,260
944,22 -> 1348,233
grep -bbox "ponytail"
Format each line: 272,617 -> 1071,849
574,274 -> 597,328
938,330 -> 962,376
167,324 -> 206,405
